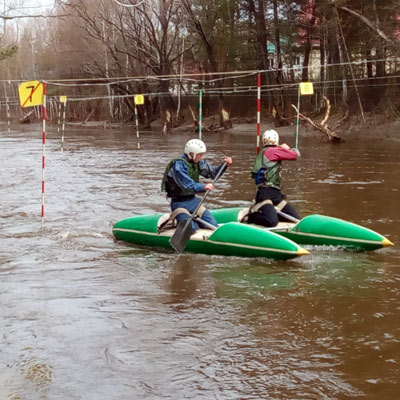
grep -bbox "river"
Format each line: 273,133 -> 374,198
1,125 -> 399,399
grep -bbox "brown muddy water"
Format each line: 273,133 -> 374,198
1,125 -> 399,399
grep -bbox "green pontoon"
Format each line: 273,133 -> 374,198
113,207 -> 393,257
112,212 -> 309,260
212,207 -> 394,251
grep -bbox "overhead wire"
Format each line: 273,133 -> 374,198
0,56 -> 398,85
1,57 -> 399,106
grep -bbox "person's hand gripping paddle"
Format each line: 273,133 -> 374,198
170,162 -> 228,254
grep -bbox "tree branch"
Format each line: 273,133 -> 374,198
291,103 -> 342,142
337,5 -> 396,45
0,14 -> 67,20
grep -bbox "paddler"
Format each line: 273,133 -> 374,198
248,129 -> 301,227
161,139 -> 232,231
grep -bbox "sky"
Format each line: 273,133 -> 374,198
6,0 -> 56,17
1,1 -> 56,40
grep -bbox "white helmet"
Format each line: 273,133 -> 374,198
262,129 -> 279,146
184,139 -> 206,160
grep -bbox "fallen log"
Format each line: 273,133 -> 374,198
82,109 -> 95,125
188,105 -> 212,133
220,107 -> 232,129
291,102 -> 342,142
20,110 -> 34,123
332,110 -> 350,130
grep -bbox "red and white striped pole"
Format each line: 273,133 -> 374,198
41,82 -> 47,228
256,72 -> 261,154
61,100 -> 67,152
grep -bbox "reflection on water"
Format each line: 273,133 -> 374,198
0,126 -> 399,398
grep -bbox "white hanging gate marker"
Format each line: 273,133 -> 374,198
295,82 -> 314,149
256,72 -> 261,154
134,94 -> 144,149
198,89 -> 203,140
60,96 -> 67,152
6,97 -> 10,133
18,80 -> 46,228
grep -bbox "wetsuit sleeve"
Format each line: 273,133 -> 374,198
264,147 -> 299,161
198,160 -> 226,179
169,160 -> 205,193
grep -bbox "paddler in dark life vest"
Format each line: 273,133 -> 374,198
161,138 -> 233,231
248,129 -> 301,227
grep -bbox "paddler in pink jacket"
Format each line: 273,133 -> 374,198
248,129 -> 301,227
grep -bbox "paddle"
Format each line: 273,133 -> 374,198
170,162 -> 228,253
194,216 -> 217,230
276,208 -> 300,223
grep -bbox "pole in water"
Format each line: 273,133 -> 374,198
295,82 -> 313,149
198,89 -> 203,140
134,103 -> 140,149
41,82 -> 47,228
17,80 -> 46,227
61,99 -> 67,152
295,84 -> 300,149
6,97 -> 11,133
256,72 -> 261,154
133,94 -> 144,149
57,101 -> 61,138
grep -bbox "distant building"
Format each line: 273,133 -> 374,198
266,40 -> 320,81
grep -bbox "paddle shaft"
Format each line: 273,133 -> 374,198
276,208 -> 300,223
169,161 -> 228,253
187,161 -> 228,223
194,217 -> 217,230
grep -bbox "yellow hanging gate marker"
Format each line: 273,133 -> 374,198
134,94 -> 144,105
134,94 -> 144,149
18,80 -> 47,227
18,80 -> 44,107
295,82 -> 314,148
299,82 -> 314,96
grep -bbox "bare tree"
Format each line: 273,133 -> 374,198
60,0 -> 186,125
181,0 -> 238,129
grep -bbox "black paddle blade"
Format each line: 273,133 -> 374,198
170,219 -> 194,253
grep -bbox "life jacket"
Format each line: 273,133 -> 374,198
251,146 -> 282,189
161,157 -> 201,198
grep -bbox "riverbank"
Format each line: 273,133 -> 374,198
171,112 -> 400,143
3,112 -> 399,142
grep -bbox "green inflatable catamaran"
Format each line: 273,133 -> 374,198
211,207 -> 394,251
113,213 -> 309,260
112,207 -> 393,259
